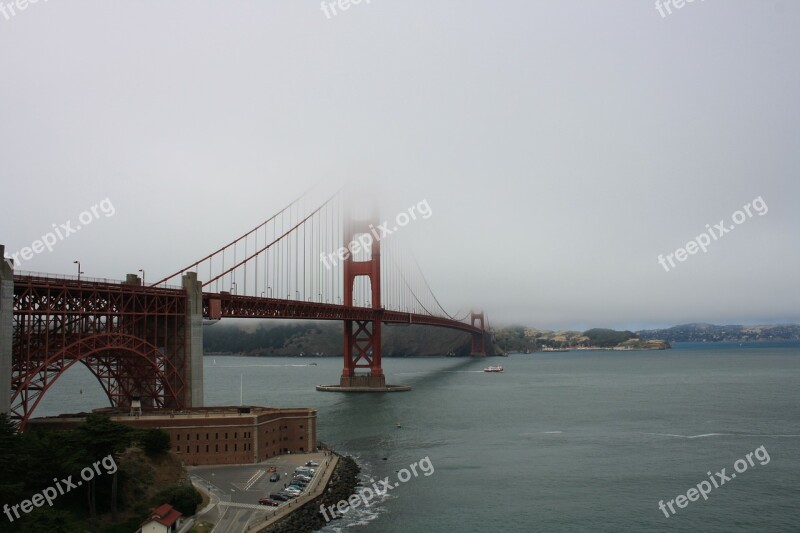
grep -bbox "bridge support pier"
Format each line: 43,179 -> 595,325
0,246 -> 12,414
184,272 -> 205,407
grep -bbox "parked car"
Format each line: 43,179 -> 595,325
277,491 -> 297,500
270,493 -> 289,502
295,474 -> 312,481
258,498 -> 279,506
269,473 -> 280,482
305,461 -> 319,467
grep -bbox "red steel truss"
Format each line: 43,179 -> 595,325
12,274 -> 189,429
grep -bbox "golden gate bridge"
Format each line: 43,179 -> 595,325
0,188 -> 488,429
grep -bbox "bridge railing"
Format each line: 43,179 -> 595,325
13,270 -> 184,290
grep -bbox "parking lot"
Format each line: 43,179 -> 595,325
192,451 -> 328,505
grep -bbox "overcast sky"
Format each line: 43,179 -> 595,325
1,1 -> 797,330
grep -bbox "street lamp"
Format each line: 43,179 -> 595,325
73,260 -> 83,281
231,282 -> 237,295
267,286 -> 272,298
138,269 -> 145,285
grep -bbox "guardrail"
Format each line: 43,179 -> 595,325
14,270 -> 184,290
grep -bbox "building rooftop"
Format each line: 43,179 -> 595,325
144,503 -> 182,527
31,405 -> 317,424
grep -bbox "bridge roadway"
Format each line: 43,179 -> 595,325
8,271 -> 485,425
11,272 -> 482,336
213,293 -> 482,335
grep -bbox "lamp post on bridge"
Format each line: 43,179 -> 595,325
73,260 -> 83,282
138,269 -> 145,286
231,282 -> 237,295
267,286 -> 272,298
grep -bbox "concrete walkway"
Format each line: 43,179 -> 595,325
250,453 -> 340,532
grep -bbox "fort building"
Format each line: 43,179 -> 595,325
28,405 -> 317,466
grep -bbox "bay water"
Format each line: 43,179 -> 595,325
36,342 -> 800,532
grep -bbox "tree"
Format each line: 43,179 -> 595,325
582,328 -> 637,347
138,428 -> 172,456
69,415 -> 134,520
16,508 -> 80,533
153,485 -> 202,516
0,414 -> 25,506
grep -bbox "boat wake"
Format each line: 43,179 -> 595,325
208,364 -> 317,368
645,432 -> 800,439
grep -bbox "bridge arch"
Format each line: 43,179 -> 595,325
12,333 -> 184,429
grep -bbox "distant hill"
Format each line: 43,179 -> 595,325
493,326 -> 669,352
637,323 -> 800,342
203,320 -> 800,357
202,320 -> 478,356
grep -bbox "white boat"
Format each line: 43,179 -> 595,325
483,366 -> 504,373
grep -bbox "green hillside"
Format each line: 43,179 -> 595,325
202,320 -> 478,356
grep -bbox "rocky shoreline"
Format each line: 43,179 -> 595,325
262,455 -> 361,533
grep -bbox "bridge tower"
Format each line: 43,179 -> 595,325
317,206 -> 410,392
470,310 -> 487,356
339,210 -> 386,388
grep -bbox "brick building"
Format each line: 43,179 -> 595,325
29,406 -> 317,466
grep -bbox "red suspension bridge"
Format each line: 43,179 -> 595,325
0,189 -> 489,428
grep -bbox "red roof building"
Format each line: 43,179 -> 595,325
142,503 -> 183,533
